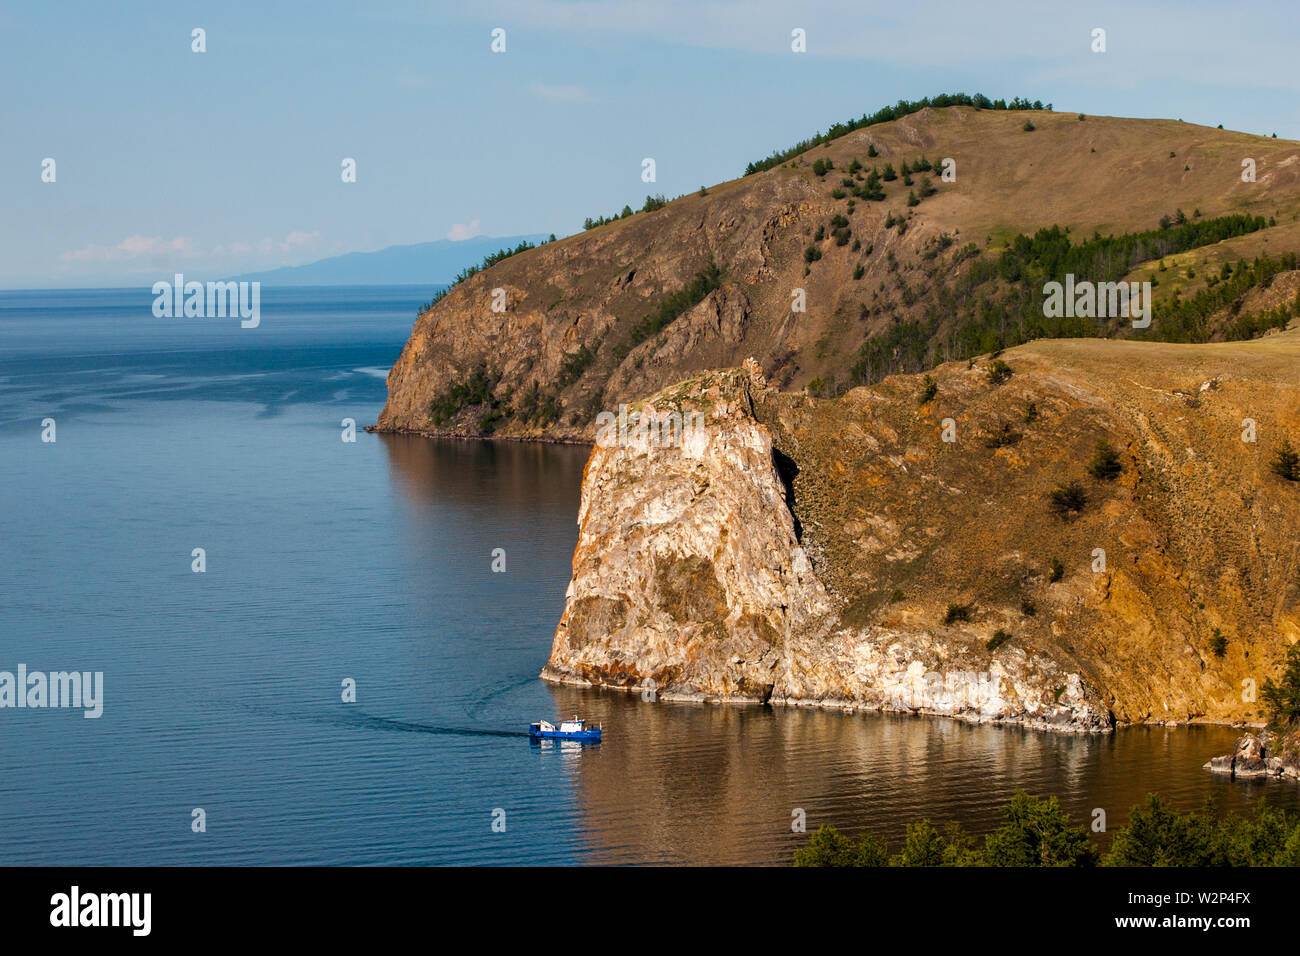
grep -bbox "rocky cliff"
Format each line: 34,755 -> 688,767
543,330 -> 1300,731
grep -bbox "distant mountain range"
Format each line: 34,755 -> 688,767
230,234 -> 551,286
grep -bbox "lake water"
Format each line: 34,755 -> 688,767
1,286 -> 1294,865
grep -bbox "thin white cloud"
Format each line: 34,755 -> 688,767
280,230 -> 321,252
62,232 -> 322,264
446,220 -> 483,241
60,235 -> 196,263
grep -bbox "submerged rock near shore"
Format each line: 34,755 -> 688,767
543,332 -> 1300,732
1205,729 -> 1300,781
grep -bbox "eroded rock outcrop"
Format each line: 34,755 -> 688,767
542,365 -> 834,703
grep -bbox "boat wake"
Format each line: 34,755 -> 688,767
221,698 -> 530,739
465,674 -> 539,720
331,711 -> 529,739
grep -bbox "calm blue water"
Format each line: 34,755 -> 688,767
1,286 -> 1295,866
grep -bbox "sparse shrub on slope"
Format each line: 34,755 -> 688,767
943,603 -> 973,625
429,362 -> 505,427
986,360 -> 1012,385
744,93 -> 1051,176
417,239 -> 543,315
619,261 -> 723,354
1088,442 -> 1123,480
1048,482 -> 1088,520
986,630 -> 1012,652
981,421 -> 1022,448
1271,439 -> 1300,482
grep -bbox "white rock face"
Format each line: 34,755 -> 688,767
775,625 -> 1111,731
542,368 -> 1113,731
543,369 -> 831,702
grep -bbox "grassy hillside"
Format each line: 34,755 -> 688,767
376,99 -> 1300,440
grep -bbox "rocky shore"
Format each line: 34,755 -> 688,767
1205,729 -> 1300,782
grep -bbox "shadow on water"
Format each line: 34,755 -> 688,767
377,432 -> 590,513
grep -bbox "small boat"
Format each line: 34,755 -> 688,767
529,716 -> 602,742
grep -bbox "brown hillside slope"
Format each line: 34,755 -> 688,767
543,330 -> 1300,730
377,106 -> 1300,441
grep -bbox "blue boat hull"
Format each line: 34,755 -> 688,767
529,728 -> 601,742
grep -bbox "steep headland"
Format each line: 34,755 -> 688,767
376,100 -> 1300,442
375,95 -> 1300,733
543,331 -> 1300,731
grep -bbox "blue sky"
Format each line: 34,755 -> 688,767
5,0 -> 1300,287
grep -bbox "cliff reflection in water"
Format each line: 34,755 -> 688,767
539,684 -> 1300,865
375,432 -> 591,665
378,433 -> 590,513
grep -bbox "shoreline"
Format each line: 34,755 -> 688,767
366,422 -> 592,446
371,415 -> 1287,748
540,668 -> 1264,737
